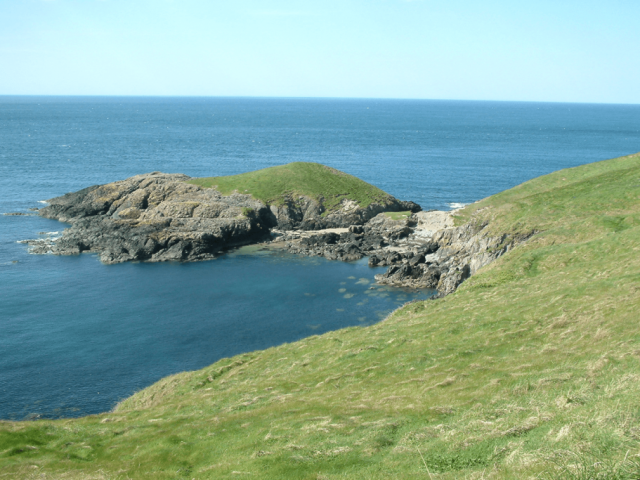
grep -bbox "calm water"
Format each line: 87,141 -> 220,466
1,97 -> 639,420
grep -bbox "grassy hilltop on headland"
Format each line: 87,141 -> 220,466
34,162 -> 413,264
2,153 -> 640,479
187,162 -> 397,214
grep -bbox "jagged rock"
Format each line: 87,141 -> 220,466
374,262 -> 442,289
300,233 -> 340,247
19,169 -> 533,297
437,264 -> 471,296
285,202 -> 532,295
399,200 -> 422,213
270,196 -> 416,231
35,172 -> 275,264
420,265 -> 442,288
409,254 -> 425,266
269,197 -> 322,230
374,217 -> 534,294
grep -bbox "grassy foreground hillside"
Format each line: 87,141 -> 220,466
2,153 -> 640,479
187,162 -> 395,213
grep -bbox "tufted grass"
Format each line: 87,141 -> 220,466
383,211 -> 412,221
2,152 -> 640,479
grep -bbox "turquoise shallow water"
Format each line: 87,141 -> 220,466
1,97 -> 639,419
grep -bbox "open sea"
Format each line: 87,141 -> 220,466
1,97 -> 639,420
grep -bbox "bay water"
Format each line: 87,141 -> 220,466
1,97 -> 639,419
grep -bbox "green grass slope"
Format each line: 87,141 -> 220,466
187,162 -> 396,213
3,153 -> 640,479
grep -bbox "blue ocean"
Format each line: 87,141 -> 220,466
1,97 -> 639,420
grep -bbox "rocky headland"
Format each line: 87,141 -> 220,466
20,163 -> 533,296
29,172 -> 273,264
22,164 -> 417,265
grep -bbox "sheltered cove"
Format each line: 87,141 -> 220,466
4,153 -> 640,478
22,162 -> 530,297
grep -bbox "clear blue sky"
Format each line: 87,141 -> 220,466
1,0 -> 638,103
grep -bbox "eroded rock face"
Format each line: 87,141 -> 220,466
283,209 -> 534,297
373,216 -> 534,296
268,197 -> 420,230
283,212 -> 438,264
22,171 -> 528,297
26,172 -> 420,265
37,172 -> 275,264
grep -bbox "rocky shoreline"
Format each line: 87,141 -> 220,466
18,171 -> 417,264
277,209 -> 532,297
17,171 -> 533,296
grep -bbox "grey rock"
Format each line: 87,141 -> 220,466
375,218 -> 535,295
289,205 -> 534,296
21,170 -> 533,299
436,264 -> 471,296
399,200 -> 422,213
408,254 -> 425,266
28,171 -> 422,266
270,195 -> 415,231
35,172 -> 275,264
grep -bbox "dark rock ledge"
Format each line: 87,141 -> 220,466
23,173 -> 275,264
280,209 -> 533,297
19,172 -> 533,296
20,172 -> 416,265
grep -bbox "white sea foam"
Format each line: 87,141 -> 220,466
448,202 -> 467,210
40,231 -> 59,235
38,200 -> 49,205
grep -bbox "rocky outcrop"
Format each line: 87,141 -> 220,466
20,170 -> 530,296
282,227 -> 382,263
282,212 -> 429,262
23,172 -> 419,264
373,212 -> 534,296
33,172 -> 275,264
283,209 -> 534,297
268,197 -> 420,230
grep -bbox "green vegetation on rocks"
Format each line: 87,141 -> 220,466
187,162 -> 396,213
3,153 -> 640,479
383,210 -> 412,221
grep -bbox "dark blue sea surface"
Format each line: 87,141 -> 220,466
1,97 -> 639,420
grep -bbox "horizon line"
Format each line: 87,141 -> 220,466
0,94 -> 638,107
